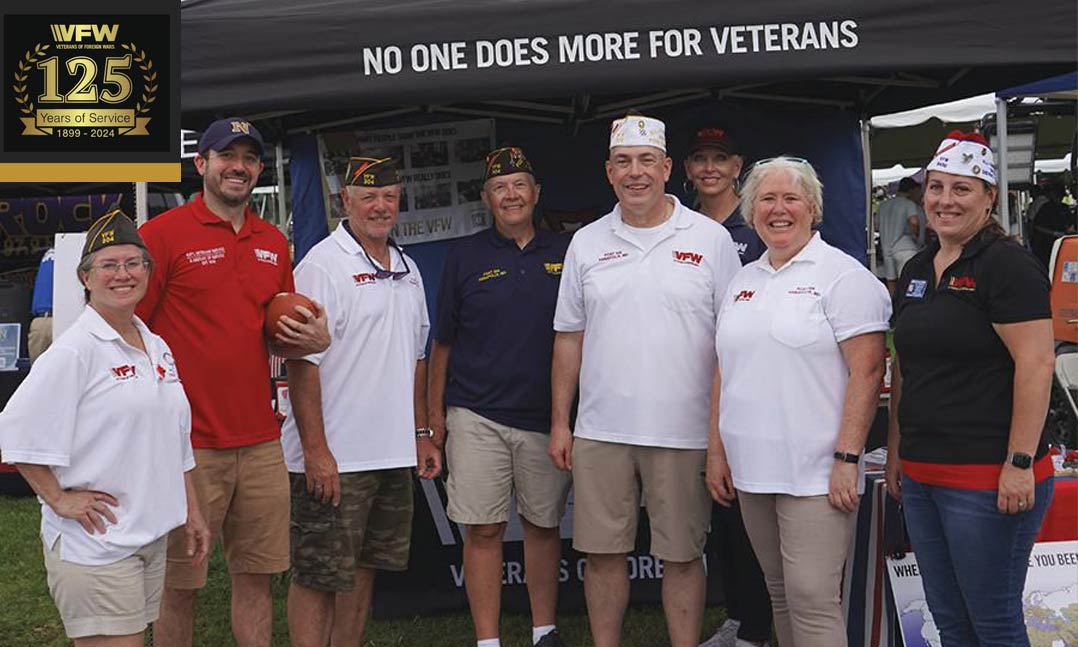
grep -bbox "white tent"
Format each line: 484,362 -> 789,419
870,94 -> 996,129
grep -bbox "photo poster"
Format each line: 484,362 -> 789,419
318,119 -> 495,245
887,540 -> 1078,647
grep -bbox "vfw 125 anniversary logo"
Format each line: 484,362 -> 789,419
9,18 -> 160,141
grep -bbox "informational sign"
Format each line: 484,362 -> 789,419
0,1 -> 180,181
320,119 -> 494,246
887,540 -> 1078,647
52,232 -> 86,339
0,323 -> 20,370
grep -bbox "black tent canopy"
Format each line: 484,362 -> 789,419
181,0 -> 1077,131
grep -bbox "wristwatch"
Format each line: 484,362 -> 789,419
833,451 -> 860,464
415,428 -> 434,440
1006,452 -> 1033,469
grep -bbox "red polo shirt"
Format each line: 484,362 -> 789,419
137,194 -> 294,449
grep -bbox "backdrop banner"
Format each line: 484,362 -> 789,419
319,119 -> 495,246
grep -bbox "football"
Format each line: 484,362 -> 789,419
264,292 -> 315,339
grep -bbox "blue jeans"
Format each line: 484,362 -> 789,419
901,475 -> 1053,647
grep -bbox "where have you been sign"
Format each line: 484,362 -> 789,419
1,2 -> 180,182
887,541 -> 1077,647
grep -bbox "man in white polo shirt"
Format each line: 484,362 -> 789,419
549,114 -> 741,647
281,157 -> 441,647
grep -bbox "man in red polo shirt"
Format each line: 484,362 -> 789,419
137,118 -> 329,647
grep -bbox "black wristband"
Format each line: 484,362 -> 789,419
833,451 -> 860,464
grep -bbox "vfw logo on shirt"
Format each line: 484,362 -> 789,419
734,290 -> 755,302
110,364 -> 137,381
353,273 -> 377,286
254,248 -> 279,266
672,250 -> 703,266
947,275 -> 977,291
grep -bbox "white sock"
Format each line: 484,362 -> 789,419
533,625 -> 556,644
477,639 -> 501,647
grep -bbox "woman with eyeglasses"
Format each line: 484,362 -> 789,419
706,157 -> 890,647
683,127 -> 772,647
0,210 -> 210,647
885,132 -> 1055,647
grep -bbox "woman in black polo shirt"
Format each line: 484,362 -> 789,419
885,131 -> 1055,647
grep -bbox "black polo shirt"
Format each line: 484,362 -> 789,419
722,207 -> 766,265
433,227 -> 569,432
892,227 -> 1051,464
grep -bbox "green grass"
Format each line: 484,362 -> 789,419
0,495 -> 728,646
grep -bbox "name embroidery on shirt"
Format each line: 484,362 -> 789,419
672,250 -> 703,266
184,246 -> 226,266
734,290 -> 755,302
254,248 -> 279,266
598,250 -> 629,262
353,273 -> 377,286
478,268 -> 508,282
110,364 -> 137,380
543,262 -> 563,276
906,279 -> 928,298
947,275 -> 977,291
787,286 -> 820,297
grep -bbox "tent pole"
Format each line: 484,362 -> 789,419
134,182 -> 148,225
861,120 -> 875,272
995,97 -> 1011,235
275,140 -> 288,233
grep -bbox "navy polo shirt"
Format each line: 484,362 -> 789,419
892,227 -> 1051,464
433,227 -> 570,432
722,208 -> 765,265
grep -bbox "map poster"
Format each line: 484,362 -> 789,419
887,540 -> 1078,647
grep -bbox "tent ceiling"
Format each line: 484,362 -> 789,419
180,0 -> 1077,134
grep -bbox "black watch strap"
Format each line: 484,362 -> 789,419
1007,452 -> 1033,469
833,451 -> 860,464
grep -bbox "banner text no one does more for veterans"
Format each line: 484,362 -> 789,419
360,20 -> 860,76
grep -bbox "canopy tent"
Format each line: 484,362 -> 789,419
998,71 -> 1078,100
180,0 -> 1076,128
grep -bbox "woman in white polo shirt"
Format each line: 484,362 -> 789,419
707,158 -> 890,647
0,210 -> 210,646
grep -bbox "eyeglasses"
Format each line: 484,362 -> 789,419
360,241 -> 411,280
93,259 -> 149,276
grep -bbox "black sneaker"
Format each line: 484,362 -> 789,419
534,630 -> 566,647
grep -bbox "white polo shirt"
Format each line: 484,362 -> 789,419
554,196 -> 741,449
0,306 -> 194,566
716,233 -> 891,496
282,222 -> 430,473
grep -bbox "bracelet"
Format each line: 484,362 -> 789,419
415,428 -> 434,439
833,451 -> 860,464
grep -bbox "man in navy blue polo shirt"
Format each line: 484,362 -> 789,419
429,147 -> 570,647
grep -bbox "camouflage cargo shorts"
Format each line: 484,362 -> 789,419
289,469 -> 414,592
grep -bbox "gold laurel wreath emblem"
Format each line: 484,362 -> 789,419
12,42 -> 49,116
120,42 -> 157,117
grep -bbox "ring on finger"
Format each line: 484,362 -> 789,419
1018,500 -> 1026,509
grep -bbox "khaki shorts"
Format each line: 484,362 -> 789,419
165,439 -> 290,589
44,535 -> 167,638
571,438 -> 710,562
28,315 -> 53,361
290,469 -> 414,592
882,249 -> 918,280
445,407 -> 571,527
